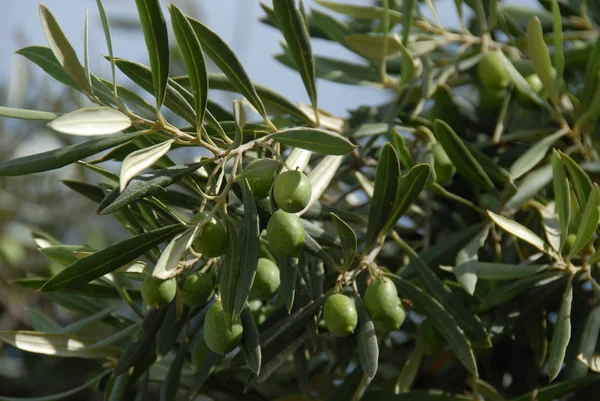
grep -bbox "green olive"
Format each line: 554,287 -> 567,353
266,210 -> 305,258
432,142 -> 456,183
478,50 -> 511,89
182,272 -> 214,308
364,277 -> 400,319
246,159 -> 276,200
204,300 -> 243,355
191,336 -> 210,371
516,74 -> 544,106
479,86 -> 507,113
142,275 -> 176,308
323,294 -> 358,337
372,303 -> 406,332
250,258 -> 280,300
563,233 -> 577,255
273,170 -> 312,213
418,318 -> 446,356
191,212 -> 227,257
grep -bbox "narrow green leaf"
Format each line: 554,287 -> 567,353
135,0 -> 169,111
0,130 -> 142,177
174,73 -> 311,124
396,239 -> 491,348
355,297 -> 378,379
119,139 -> 174,192
488,211 -> 552,255
366,143 -> 400,250
454,225 -> 492,295
27,308 -> 61,333
330,213 -> 357,271
311,9 -> 352,46
170,5 -> 208,129
384,164 -> 430,233
509,129 -> 566,180
114,307 -> 167,375
97,162 -> 206,215
499,52 -> 546,107
455,262 -> 548,292
219,218 -> 241,328
569,305 -> 600,378
559,150 -> 592,207
507,164 -> 553,209
159,344 -> 186,401
550,0 -> 564,92
279,257 -> 299,313
273,0 -> 318,118
552,150 -> 571,251
479,270 -> 565,312
0,371 -> 108,401
234,180 -> 260,316
316,0 -> 403,23
386,274 -> 478,376
434,120 -> 494,190
0,106 -> 58,121
345,33 -> 402,61
582,37 -> 600,109
186,16 -> 269,124
527,17 -> 559,105
96,0 -> 117,100
0,331 -> 119,358
509,376 -> 600,401
402,0 -> 416,44
83,10 -> 91,91
547,278 -> 573,382
395,339 -> 423,393
273,127 -> 356,155
48,107 -> 131,136
40,224 -> 185,291
569,184 -> 599,258
17,45 -> 80,90
39,4 -> 92,94
240,306 -> 262,375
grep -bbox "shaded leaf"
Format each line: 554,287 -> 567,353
434,120 -> 494,189
299,155 -> 344,216
169,4 -> 208,128
384,164 -> 430,233
509,130 -> 565,180
0,331 -> 119,358
273,127 -> 356,155
273,0 -> 318,117
386,274 -> 478,376
547,278 -> 573,382
0,131 -> 143,177
366,143 -> 400,250
41,224 -> 185,291
96,0 -> 117,99
569,304 -> 600,378
330,213 -> 357,271
240,306 -> 262,375
355,297 -> 378,379
0,371 -> 108,401
219,218 -> 241,328
527,17 -> 559,105
569,184 -> 599,258
234,180 -> 260,316
552,150 -> 571,251
559,150 -> 592,208
316,0 -> 403,23
39,4 -> 92,94
135,0 -> 169,111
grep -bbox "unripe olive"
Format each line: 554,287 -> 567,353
266,210 -> 305,258
323,294 -> 358,337
250,258 -> 280,300
364,277 -> 400,319
479,86 -> 507,113
372,303 -> 406,332
204,300 -> 243,355
246,159 -> 275,200
418,318 -> 446,356
191,212 -> 227,257
563,233 -> 577,255
273,170 -> 312,213
432,142 -> 456,183
142,275 -> 176,308
182,272 -> 214,308
516,74 -> 544,106
478,50 -> 511,89
191,336 -> 210,371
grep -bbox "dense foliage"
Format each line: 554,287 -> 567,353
1,0 -> 600,400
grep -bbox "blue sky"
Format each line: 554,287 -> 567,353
0,0 -> 535,116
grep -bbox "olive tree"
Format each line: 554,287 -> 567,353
1,0 -> 600,400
